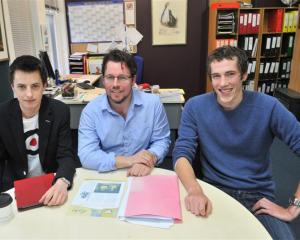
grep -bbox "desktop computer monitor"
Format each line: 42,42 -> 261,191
39,50 -> 55,80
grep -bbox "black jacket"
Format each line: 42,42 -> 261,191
0,96 -> 76,191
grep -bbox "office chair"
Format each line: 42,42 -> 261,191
134,55 -> 144,84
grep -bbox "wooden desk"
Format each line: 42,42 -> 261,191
1,168 -> 271,239
57,89 -> 184,130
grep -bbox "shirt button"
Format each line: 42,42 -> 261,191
23,171 -> 26,176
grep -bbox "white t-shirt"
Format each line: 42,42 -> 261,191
23,114 -> 44,177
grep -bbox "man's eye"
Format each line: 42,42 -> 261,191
118,76 -> 127,81
105,76 -> 114,81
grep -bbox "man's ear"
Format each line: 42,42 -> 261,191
101,75 -> 106,86
132,75 -> 136,85
241,73 -> 248,82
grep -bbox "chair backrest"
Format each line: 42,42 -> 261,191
134,55 -> 144,84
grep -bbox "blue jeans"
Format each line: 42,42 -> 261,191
216,186 -> 295,240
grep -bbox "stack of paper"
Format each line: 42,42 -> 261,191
159,88 -> 185,103
118,175 -> 182,228
217,12 -> 235,34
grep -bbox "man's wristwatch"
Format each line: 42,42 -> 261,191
59,177 -> 70,187
289,197 -> 300,207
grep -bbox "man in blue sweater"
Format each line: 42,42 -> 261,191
173,46 -> 300,239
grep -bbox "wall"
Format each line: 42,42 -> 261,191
53,0 -> 71,74
136,0 -> 208,100
135,0 -> 292,99
0,61 -> 13,103
63,0 -> 208,99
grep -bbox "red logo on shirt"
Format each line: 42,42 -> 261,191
30,138 -> 37,146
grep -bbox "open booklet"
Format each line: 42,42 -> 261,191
118,175 -> 182,228
70,180 -> 126,218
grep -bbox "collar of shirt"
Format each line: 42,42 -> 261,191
100,89 -> 143,116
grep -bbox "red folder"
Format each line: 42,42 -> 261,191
239,13 -> 245,34
14,173 -> 54,211
268,9 -> 284,32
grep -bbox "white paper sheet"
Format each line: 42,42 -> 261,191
126,27 -> 143,45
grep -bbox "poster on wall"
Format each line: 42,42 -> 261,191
0,0 -> 8,61
152,0 -> 187,45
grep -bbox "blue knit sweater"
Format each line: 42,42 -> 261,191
173,91 -> 300,197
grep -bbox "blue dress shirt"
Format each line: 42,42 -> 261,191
78,89 -> 170,172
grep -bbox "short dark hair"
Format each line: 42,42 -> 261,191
9,55 -> 48,85
207,46 -> 248,77
102,49 -> 137,77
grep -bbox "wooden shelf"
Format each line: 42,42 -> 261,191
207,4 -> 299,95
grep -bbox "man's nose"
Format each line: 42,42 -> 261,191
113,77 -> 119,87
220,74 -> 230,86
25,87 -> 33,97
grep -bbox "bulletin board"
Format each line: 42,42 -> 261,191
67,1 -> 123,43
66,0 -> 137,53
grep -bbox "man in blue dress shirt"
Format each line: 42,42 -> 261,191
78,49 -> 170,176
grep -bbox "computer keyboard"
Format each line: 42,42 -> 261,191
77,82 -> 95,90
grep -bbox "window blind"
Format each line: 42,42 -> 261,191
7,0 -> 36,57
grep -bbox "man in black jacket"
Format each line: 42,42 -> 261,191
0,55 -> 76,206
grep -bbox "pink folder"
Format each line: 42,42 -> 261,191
125,175 -> 182,222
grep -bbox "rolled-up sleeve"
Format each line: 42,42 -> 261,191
147,98 -> 171,164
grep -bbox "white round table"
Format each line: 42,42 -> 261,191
1,167 -> 271,239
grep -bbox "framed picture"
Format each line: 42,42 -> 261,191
0,0 -> 8,61
124,0 -> 135,25
152,0 -> 187,45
